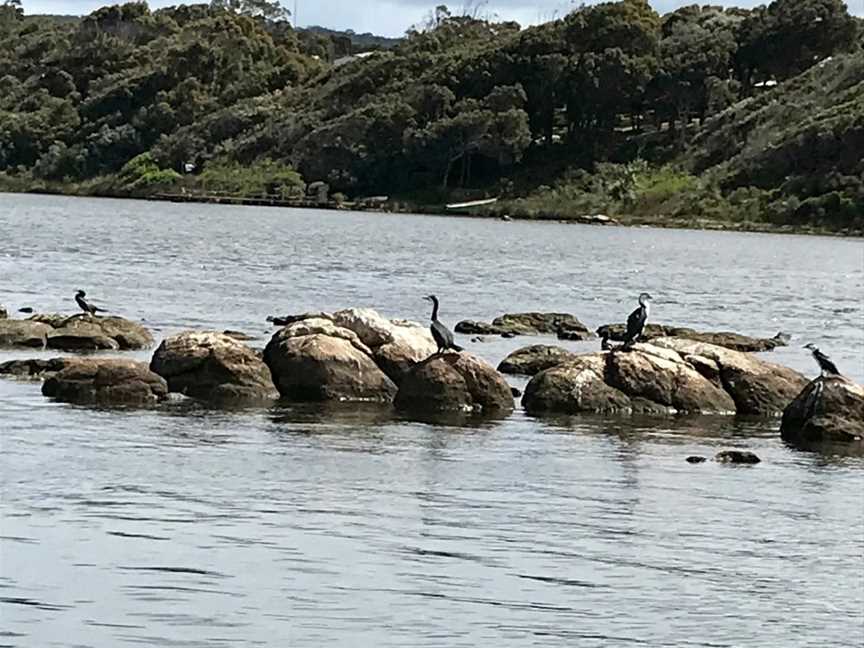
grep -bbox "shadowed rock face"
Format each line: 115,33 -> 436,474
395,352 -> 514,415
0,304 -> 7,319
498,345 -> 579,376
42,359 -> 167,406
1,314 -> 154,351
596,323 -> 788,353
523,338 -> 807,416
150,331 -> 278,403
781,377 -> 864,446
0,357 -> 78,380
456,313 -> 593,339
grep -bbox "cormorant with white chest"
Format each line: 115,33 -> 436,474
75,290 -> 106,317
623,292 -> 652,348
424,295 -> 463,354
804,343 -> 841,377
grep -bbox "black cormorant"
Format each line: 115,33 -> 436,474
623,292 -> 652,348
804,344 -> 841,377
75,290 -> 106,317
424,295 -> 463,354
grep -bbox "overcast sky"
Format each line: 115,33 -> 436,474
19,0 -> 864,37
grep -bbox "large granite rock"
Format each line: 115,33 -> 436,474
1,314 -> 153,351
651,338 -> 807,415
267,308 -> 437,387
42,359 -> 167,406
0,320 -> 52,348
780,377 -> 864,446
596,323 -> 788,353
523,345 -> 735,415
498,345 -> 578,376
523,338 -> 806,416
395,352 -> 514,415
264,328 -> 397,403
150,331 -> 278,403
456,312 -> 593,339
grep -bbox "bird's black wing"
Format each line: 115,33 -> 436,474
431,320 -> 455,350
815,350 -> 840,375
625,306 -> 646,343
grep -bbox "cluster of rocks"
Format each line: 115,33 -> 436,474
455,312 -> 594,340
1,306 -> 860,449
520,338 -> 808,416
0,313 -> 153,351
0,308 -> 514,417
597,323 -> 789,353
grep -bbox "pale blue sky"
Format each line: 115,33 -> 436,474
19,0 -> 864,36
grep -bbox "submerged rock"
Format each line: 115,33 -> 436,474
456,312 -> 593,339
42,359 -> 167,406
151,331 -> 278,403
522,338 -> 806,416
715,450 -> 761,464
596,323 -> 788,353
686,456 -> 708,463
0,357 -> 78,380
395,352 -> 514,415
780,377 -> 864,446
498,345 -> 578,376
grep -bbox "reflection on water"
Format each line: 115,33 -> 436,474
1,194 -> 863,647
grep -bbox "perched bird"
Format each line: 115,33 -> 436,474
75,290 -> 107,317
424,295 -> 463,354
623,292 -> 652,348
803,343 -> 841,377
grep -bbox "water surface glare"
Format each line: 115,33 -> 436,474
1,194 -> 863,647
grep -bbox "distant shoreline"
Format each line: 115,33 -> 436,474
2,187 -> 860,238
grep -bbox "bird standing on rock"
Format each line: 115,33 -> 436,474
75,290 -> 107,317
424,295 -> 463,355
804,343 -> 841,377
622,292 -> 652,348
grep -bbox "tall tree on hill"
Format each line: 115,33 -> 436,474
737,0 -> 857,87
210,0 -> 291,22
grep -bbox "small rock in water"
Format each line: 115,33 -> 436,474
18,307 -> 34,314
501,332 -> 517,339
470,336 -> 487,343
714,450 -> 761,464
510,386 -> 522,398
686,455 -> 708,463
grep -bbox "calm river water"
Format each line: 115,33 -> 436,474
1,193 -> 863,647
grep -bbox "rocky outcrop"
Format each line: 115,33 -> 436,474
780,377 -> 864,446
456,312 -> 593,339
651,338 -> 807,415
42,359 -> 167,406
0,304 -> 7,319
523,338 -> 806,416
497,345 -> 578,376
0,357 -> 78,380
150,331 -> 278,403
596,323 -> 788,352
395,352 -> 514,415
0,320 -> 52,348
264,327 -> 397,403
265,309 -> 437,391
0,314 -> 153,351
